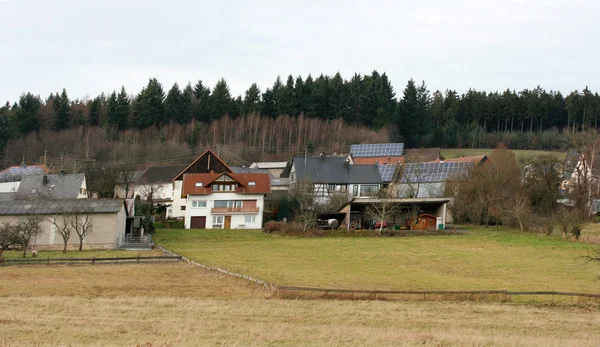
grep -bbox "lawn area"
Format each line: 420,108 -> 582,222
155,228 -> 600,293
441,148 -> 566,162
2,248 -> 163,260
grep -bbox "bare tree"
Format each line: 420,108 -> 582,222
49,214 -> 74,253
566,129 -> 600,218
290,181 -> 318,232
0,222 -> 19,260
14,216 -> 44,257
70,210 -> 93,251
364,187 -> 400,234
502,193 -> 532,231
137,183 -> 163,215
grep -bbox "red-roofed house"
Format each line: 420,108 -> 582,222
182,172 -> 271,229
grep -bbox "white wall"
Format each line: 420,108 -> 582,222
0,181 -> 20,193
184,192 -> 264,229
171,180 -> 185,219
133,183 -> 173,200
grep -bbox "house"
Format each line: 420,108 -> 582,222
171,149 -> 233,219
231,166 -> 289,200
113,170 -> 145,198
350,143 -> 405,158
249,161 -> 288,178
181,172 -> 271,229
17,173 -> 88,200
131,165 -> 185,207
0,199 -> 127,250
0,162 -> 48,194
289,154 -> 382,203
397,162 -> 474,198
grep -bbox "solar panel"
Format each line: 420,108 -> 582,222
401,162 -> 474,183
350,143 -> 404,157
377,164 -> 397,182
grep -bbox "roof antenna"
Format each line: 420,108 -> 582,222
20,155 -> 26,168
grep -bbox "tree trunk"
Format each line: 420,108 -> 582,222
79,238 -> 83,251
63,240 -> 68,254
22,246 -> 27,258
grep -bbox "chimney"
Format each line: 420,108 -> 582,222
60,170 -> 65,176
42,175 -> 48,185
344,158 -> 350,169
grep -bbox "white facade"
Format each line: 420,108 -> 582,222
78,177 -> 89,199
184,192 -> 264,230
170,180 -> 186,219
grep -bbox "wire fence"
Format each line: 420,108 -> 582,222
1,255 -> 182,266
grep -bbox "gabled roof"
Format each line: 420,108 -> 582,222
116,170 -> 145,184
350,143 -> 404,157
400,162 -> 474,183
17,173 -> 86,199
230,166 -> 272,176
136,166 -> 186,184
182,172 -> 271,197
249,161 -> 288,169
0,199 -> 125,216
292,156 -> 382,184
431,155 -> 487,164
0,164 -> 48,183
174,149 -> 232,181
352,156 -> 404,165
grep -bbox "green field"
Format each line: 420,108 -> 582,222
441,148 -> 566,162
154,228 -> 600,293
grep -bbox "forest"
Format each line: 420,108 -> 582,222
1,71 -> 599,167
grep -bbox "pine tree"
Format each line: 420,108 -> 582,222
243,83 -> 261,115
261,88 -> 276,118
88,95 -> 102,126
133,78 -> 165,129
0,104 -> 11,153
15,93 -> 41,134
193,79 -> 211,122
398,79 -> 419,147
54,88 -> 71,130
165,83 -> 188,124
210,78 -> 233,120
116,87 -> 130,130
181,83 -> 194,124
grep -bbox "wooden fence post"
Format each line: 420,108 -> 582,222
92,256 -> 95,265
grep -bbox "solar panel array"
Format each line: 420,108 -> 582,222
350,143 -> 404,157
0,166 -> 46,182
378,164 -> 397,182
401,162 -> 474,183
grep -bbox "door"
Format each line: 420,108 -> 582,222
190,216 -> 206,229
224,216 -> 231,229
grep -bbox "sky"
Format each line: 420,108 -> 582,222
1,0 -> 599,102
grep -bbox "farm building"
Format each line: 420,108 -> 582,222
0,199 -> 127,250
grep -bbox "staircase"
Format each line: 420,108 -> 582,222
119,234 -> 154,250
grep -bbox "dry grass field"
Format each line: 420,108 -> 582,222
2,248 -> 164,260
1,263 -> 600,346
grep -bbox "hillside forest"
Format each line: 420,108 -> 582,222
1,71 -> 599,168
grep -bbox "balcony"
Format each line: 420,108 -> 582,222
211,207 -> 259,214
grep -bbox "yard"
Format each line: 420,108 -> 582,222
154,228 -> 600,293
1,248 -> 163,260
440,148 -> 565,162
1,263 -> 600,346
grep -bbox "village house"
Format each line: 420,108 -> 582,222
181,172 -> 271,229
0,199 -> 127,250
130,165 -> 185,216
249,161 -> 288,178
17,173 -> 88,200
0,162 -> 48,200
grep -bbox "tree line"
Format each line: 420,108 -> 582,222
1,71 -> 599,154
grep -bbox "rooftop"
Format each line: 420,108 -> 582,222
292,156 -> 382,184
182,172 -> 271,196
17,173 -> 86,199
0,199 -> 125,216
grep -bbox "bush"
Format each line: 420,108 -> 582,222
154,219 -> 185,229
263,221 -> 305,235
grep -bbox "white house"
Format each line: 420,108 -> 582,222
181,172 -> 271,229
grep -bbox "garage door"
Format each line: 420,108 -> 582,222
190,216 -> 206,229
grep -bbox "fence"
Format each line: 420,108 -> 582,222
1,255 -> 182,266
275,286 -> 600,303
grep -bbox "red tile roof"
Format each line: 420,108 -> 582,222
352,156 -> 404,165
182,172 -> 271,197
431,155 -> 487,163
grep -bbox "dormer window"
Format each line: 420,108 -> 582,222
195,182 -> 203,187
248,182 -> 256,186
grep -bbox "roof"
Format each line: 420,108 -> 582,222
352,156 -> 404,165
431,155 -> 487,164
350,143 -> 404,157
562,149 -> 581,180
271,177 -> 290,186
182,172 -> 271,196
137,165 -> 186,184
174,149 -> 232,181
116,170 -> 145,184
17,173 -> 86,199
0,164 -> 48,183
249,161 -> 288,169
230,166 -> 273,176
0,193 -> 15,202
0,199 -> 125,216
377,164 -> 398,183
404,148 -> 441,162
292,156 -> 382,184
400,162 -> 474,183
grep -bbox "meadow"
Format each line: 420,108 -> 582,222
1,263 -> 600,346
154,228 -> 600,293
440,148 -> 565,162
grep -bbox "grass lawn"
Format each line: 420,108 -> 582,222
441,148 -> 566,162
154,228 -> 600,293
1,263 -> 600,346
1,248 -> 163,260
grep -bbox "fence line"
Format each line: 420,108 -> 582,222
1,255 -> 182,266
155,245 -> 276,291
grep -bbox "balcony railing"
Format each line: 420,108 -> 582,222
211,207 -> 259,214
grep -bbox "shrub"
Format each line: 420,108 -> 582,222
263,221 -> 308,235
154,219 -> 185,229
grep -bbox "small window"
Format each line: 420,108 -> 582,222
248,182 -> 256,186
181,206 -> 186,211
192,201 -> 207,208
244,215 -> 256,224
31,189 -> 37,194
195,182 -> 203,187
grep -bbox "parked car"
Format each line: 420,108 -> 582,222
369,219 -> 387,229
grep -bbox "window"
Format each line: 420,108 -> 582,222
352,185 -> 358,196
181,206 -> 186,211
195,182 -> 203,187
192,200 -> 207,208
213,184 -> 237,191
31,189 -> 37,194
244,215 -> 256,224
360,185 -> 379,196
248,181 -> 256,186
213,216 -> 224,228
214,200 -> 243,208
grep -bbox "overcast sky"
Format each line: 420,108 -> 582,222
1,0 -> 599,102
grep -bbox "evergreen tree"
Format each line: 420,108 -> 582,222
181,83 -> 194,124
88,95 -> 102,126
193,79 -> 211,122
106,91 -> 119,129
0,104 -> 11,153
116,87 -> 130,130
398,79 -> 419,147
261,88 -> 276,118
132,78 -> 165,129
53,88 -> 71,130
242,83 -> 261,115
15,93 -> 41,134
210,78 -> 233,120
165,83 -> 188,124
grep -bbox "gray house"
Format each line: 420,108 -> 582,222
17,173 -> 88,200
